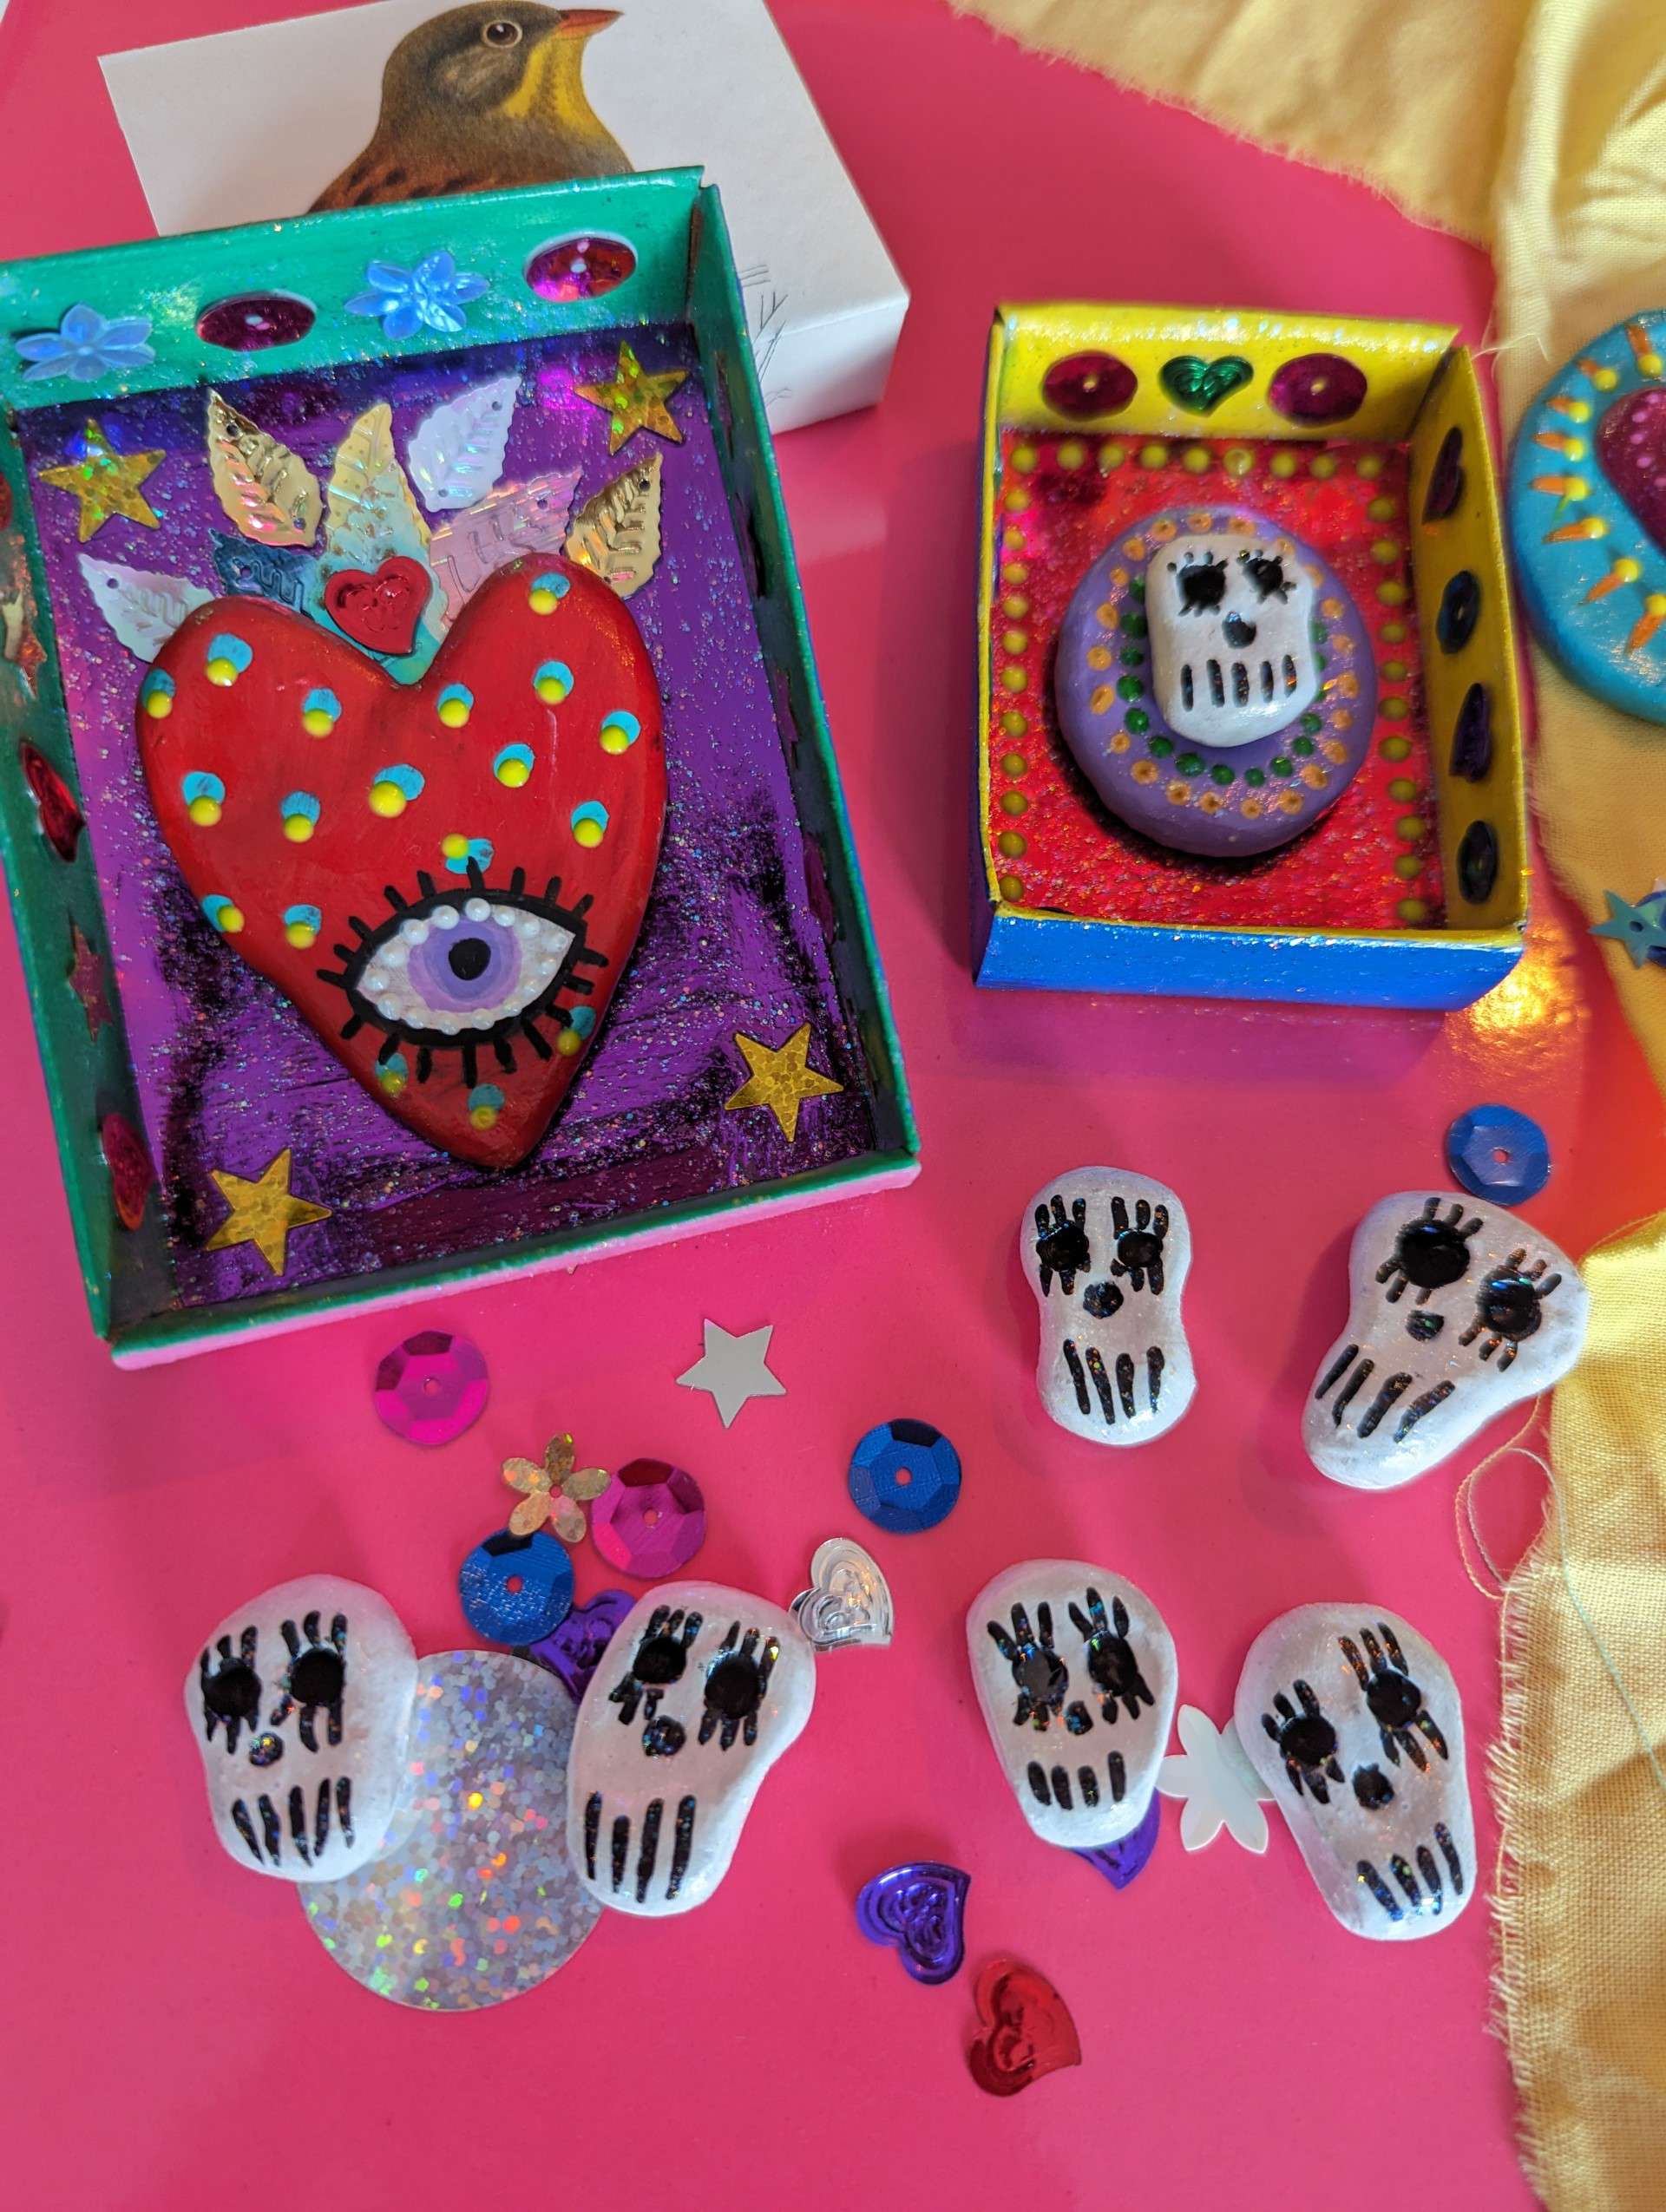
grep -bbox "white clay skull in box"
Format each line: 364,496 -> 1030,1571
967,1561 -> 1177,1849
1236,1603 -> 1474,1940
1147,533 -> 1320,747
1024,1168 -> 1194,1445
187,1574 -> 417,1881
1305,1191 -> 1589,1489
566,1583 -> 814,1917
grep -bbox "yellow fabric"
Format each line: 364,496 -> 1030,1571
947,2 -> 1666,2203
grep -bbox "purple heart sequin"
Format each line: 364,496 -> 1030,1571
1073,1795 -> 1162,1888
855,1862 -> 969,1986
523,1587 -> 634,1700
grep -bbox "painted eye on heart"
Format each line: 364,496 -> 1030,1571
135,554 -> 666,1169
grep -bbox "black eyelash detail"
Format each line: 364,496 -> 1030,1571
313,871 -> 607,1078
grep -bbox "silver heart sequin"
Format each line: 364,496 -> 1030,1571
791,1537 -> 894,1652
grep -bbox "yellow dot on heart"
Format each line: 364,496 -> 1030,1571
1269,452 -> 1299,478
438,698 -> 469,729
574,818 -> 604,849
302,708 -> 334,736
1355,454 -> 1385,478
495,757 -> 530,788
219,904 -> 245,933
187,796 -> 221,827
442,834 -> 469,861
205,658 -> 239,687
283,815 -> 314,842
1138,442 -> 1169,469
1309,453 -> 1339,479
556,1029 -> 584,1057
370,782 -> 407,818
145,691 -> 173,720
469,1104 -> 497,1129
1182,445 -> 1211,474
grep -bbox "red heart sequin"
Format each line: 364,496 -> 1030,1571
322,553 -> 433,655
1598,387 -> 1666,553
967,1957 -> 1082,2097
138,556 -> 665,1168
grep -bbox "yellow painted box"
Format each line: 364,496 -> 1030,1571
973,304 -> 1527,1008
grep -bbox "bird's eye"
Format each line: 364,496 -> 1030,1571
482,16 -> 522,43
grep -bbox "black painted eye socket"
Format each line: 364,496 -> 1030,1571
1365,1671 -> 1423,1730
1174,553 -> 1227,612
1116,1227 -> 1163,1274
1477,1271 -> 1545,1340
1016,1647 -> 1069,1705
634,1633 -> 691,1687
705,1652 -> 764,1721
1394,1219 -> 1473,1290
204,1660 -> 260,1725
482,16 -> 523,43
1240,551 -> 1291,602
317,867 -> 606,1086
1276,1708 -> 1338,1768
288,1646 -> 344,1709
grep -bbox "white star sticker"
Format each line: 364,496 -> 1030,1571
676,1320 -> 786,1428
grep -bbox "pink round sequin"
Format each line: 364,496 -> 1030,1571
372,1329 -> 489,1446
591,1458 -> 705,1579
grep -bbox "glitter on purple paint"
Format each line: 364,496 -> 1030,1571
1073,1793 -> 1162,1888
523,1587 -> 633,1699
855,1862 -> 969,1984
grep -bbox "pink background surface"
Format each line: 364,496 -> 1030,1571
0,3 -> 1658,2207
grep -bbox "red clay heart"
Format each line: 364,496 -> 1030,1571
322,553 -> 433,655
967,1956 -> 1082,2097
1597,388 -> 1666,553
138,555 -> 665,1168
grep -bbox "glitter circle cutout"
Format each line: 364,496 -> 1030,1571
303,1650 -> 600,2009
525,234 -> 637,303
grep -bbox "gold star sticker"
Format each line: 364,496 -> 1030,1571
37,419 -> 164,542
574,342 -> 687,455
723,1024 -> 843,1143
205,1149 -> 331,1276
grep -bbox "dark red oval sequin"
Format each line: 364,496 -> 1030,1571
196,292 -> 317,350
1267,351 -> 1368,426
19,740 -> 83,861
100,1113 -> 154,1232
525,235 -> 637,303
1042,351 -> 1137,420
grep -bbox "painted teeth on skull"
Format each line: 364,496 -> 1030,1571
1026,1752 -> 1125,1809
1357,1823 -> 1465,1922
582,1789 -> 699,1902
1341,1626 -> 1449,1770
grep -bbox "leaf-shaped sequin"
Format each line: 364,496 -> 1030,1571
212,532 -> 317,614
406,374 -> 517,513
206,389 -> 322,547
79,554 -> 213,659
428,468 -> 580,625
322,401 -> 432,574
563,452 -> 663,599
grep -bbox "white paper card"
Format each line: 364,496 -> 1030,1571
100,0 -> 907,432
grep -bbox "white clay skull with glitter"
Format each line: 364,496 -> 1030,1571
187,1574 -> 418,1881
967,1561 -> 1177,1849
1024,1168 -> 1195,1444
1304,1191 -> 1589,1489
566,1582 -> 815,1916
1148,532 -> 1321,747
1236,1602 -> 1475,1940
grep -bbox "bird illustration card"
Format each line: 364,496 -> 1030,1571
101,0 -> 907,432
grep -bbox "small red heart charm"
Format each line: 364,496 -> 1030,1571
138,555 -> 665,1168
1597,388 -> 1666,553
967,1957 -> 1082,2097
322,553 -> 433,655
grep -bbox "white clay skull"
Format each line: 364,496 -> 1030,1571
1148,532 -> 1320,747
1236,1602 -> 1474,1940
967,1561 -> 1177,1849
566,1582 -> 815,1916
1305,1191 -> 1589,1489
1024,1168 -> 1195,1445
186,1574 -> 417,1882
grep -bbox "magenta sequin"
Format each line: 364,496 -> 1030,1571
591,1458 -> 705,1578
373,1328 -> 489,1446
1268,352 -> 1368,426
1043,350 -> 1137,420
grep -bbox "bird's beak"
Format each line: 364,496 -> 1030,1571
550,8 -> 620,34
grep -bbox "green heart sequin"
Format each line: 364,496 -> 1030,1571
1159,355 -> 1254,416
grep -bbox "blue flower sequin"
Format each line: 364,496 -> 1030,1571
15,304 -> 155,383
344,252 -> 489,341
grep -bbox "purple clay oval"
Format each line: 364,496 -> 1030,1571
1423,425 -> 1466,520
1073,1794 -> 1161,1888
196,291 -> 316,350
1268,351 -> 1368,426
1043,350 -> 1138,420
1450,682 -> 1493,781
525,235 -> 637,303
855,1862 -> 970,1985
1053,503 -> 1375,860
